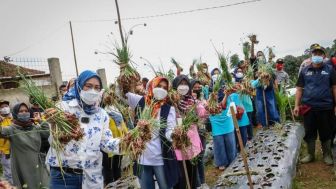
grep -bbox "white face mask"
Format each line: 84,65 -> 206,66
177,85 -> 189,96
212,74 -> 218,82
236,72 -> 244,79
0,107 -> 10,115
80,89 -> 101,105
153,88 -> 168,100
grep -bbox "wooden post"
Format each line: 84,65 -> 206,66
230,106 -> 253,189
262,89 -> 269,127
69,21 -> 79,77
115,0 -> 125,47
182,160 -> 191,189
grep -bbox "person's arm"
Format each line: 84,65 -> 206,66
294,71 -> 305,116
100,114 -> 120,154
125,92 -> 143,110
330,69 -> 336,114
38,121 -> 50,139
196,102 -> 208,119
165,106 -> 177,142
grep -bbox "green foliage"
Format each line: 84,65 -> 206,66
230,54 -> 240,68
242,41 -> 251,60
217,52 -> 232,87
275,88 -> 288,123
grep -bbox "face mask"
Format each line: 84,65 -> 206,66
235,72 -> 244,79
212,74 -> 218,82
153,88 -> 168,100
80,89 -> 101,105
17,113 -> 31,122
177,85 -> 189,96
276,64 -> 284,71
0,107 -> 10,115
311,56 -> 323,64
331,57 -> 336,66
193,90 -> 202,99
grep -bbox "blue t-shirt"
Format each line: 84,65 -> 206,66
228,93 -> 250,127
209,107 -> 234,136
240,94 -> 253,113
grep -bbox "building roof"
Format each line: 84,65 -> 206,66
0,60 -> 45,78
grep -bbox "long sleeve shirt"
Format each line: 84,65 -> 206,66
46,99 -> 120,189
126,92 -> 177,166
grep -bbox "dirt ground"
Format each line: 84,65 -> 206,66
293,141 -> 336,189
204,136 -> 336,189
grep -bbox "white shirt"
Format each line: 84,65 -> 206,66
126,92 -> 176,166
46,99 -> 120,189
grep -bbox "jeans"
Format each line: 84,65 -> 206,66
139,165 -> 170,189
50,167 -> 83,189
197,132 -> 206,185
235,126 -> 248,151
246,112 -> 254,140
256,87 -> 280,127
213,132 -> 237,167
0,154 -> 12,184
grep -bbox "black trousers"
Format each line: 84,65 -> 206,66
102,152 -> 123,185
174,160 -> 198,189
303,109 -> 336,143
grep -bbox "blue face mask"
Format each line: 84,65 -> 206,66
17,113 -> 31,122
312,56 -> 323,64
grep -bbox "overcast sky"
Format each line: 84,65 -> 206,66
1,0 -> 335,83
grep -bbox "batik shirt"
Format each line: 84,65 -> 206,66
46,99 -> 120,189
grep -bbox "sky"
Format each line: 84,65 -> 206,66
1,0 -> 335,83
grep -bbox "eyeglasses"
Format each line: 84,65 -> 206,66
83,83 -> 101,91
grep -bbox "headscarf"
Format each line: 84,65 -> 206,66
62,70 -> 103,115
146,76 -> 169,117
190,79 -> 202,99
12,102 -> 33,128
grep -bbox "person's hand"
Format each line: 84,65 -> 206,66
294,106 -> 299,117
45,108 -> 58,120
33,112 -> 42,122
0,116 -> 4,123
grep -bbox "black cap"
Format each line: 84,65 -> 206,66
310,43 -> 326,54
276,58 -> 284,64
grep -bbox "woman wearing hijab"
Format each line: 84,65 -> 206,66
172,75 -> 207,189
47,70 -> 120,189
0,102 -> 49,188
126,76 -> 179,189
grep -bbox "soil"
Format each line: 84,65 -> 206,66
293,141 -> 336,189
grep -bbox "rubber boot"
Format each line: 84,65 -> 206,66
322,140 -> 333,165
301,141 -> 315,164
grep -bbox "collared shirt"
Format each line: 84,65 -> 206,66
297,64 -> 336,110
276,70 -> 289,85
46,99 -> 120,189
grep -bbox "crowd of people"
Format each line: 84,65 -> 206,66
0,42 -> 335,189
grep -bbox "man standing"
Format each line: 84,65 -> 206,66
294,44 -> 336,165
275,58 -> 289,89
0,100 -> 13,184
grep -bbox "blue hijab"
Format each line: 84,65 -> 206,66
63,70 -> 102,115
